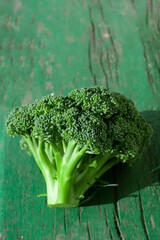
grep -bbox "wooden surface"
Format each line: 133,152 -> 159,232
0,0 -> 160,239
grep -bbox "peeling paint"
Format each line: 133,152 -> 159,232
5,16 -> 19,31
14,0 -> 22,14
37,22 -> 51,36
66,35 -> 75,42
20,56 -> 25,61
0,56 -> 5,61
3,92 -> 7,101
45,81 -> 54,90
39,56 -> 45,69
9,38 -> 14,49
80,32 -> 86,42
21,91 -> 32,105
28,38 -> 37,50
68,56 -> 76,62
30,70 -> 34,78
114,40 -> 122,60
56,234 -> 66,240
56,63 -> 62,68
1,62 -> 5,68
21,62 -> 25,68
68,82 -> 74,88
37,22 -> 45,35
46,65 -> 52,77
49,54 -> 54,62
150,214 -> 155,229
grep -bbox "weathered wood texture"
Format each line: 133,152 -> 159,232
0,0 -> 160,239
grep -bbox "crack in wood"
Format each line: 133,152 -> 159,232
43,223 -> 45,229
114,60 -> 119,87
147,0 -> 153,17
30,56 -> 34,68
112,168 -> 120,223
104,207 -> 108,228
147,41 -> 160,76
113,212 -> 124,240
141,41 -> 155,93
88,41 -> 97,85
78,207 -> 82,227
97,0 -> 105,21
98,206 -> 102,219
10,56 -> 14,67
104,207 -> 114,240
89,5 -> 96,53
98,0 -> 119,86
146,3 -> 149,26
106,50 -> 113,82
97,26 -> 114,84
100,52 -> 109,90
138,189 -> 150,240
109,228 -> 114,240
88,5 -> 97,86
107,25 -> 119,86
87,221 -> 92,240
40,207 -> 42,217
64,209 -> 67,235
53,222 -> 55,235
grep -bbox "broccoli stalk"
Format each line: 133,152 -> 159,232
24,135 -> 86,206
6,87 -> 152,207
24,136 -> 118,207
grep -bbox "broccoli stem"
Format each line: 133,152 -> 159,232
75,152 -> 119,198
52,140 -> 86,206
25,136 -> 58,205
25,137 -> 119,207
25,137 -> 85,206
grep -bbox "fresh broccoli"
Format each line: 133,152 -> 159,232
6,87 -> 152,207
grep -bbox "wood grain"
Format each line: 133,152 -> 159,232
0,0 -> 160,239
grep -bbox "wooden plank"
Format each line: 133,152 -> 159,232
0,0 -> 160,239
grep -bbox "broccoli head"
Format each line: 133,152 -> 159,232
6,87 -> 152,207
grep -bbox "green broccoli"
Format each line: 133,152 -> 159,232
6,87 -> 152,207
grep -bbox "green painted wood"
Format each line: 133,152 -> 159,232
0,0 -> 160,239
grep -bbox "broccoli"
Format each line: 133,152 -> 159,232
6,87 -> 152,207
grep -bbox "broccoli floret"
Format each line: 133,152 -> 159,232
6,87 -> 152,207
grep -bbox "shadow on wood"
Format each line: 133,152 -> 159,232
82,110 -> 160,207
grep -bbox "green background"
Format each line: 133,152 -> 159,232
0,0 -> 160,239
